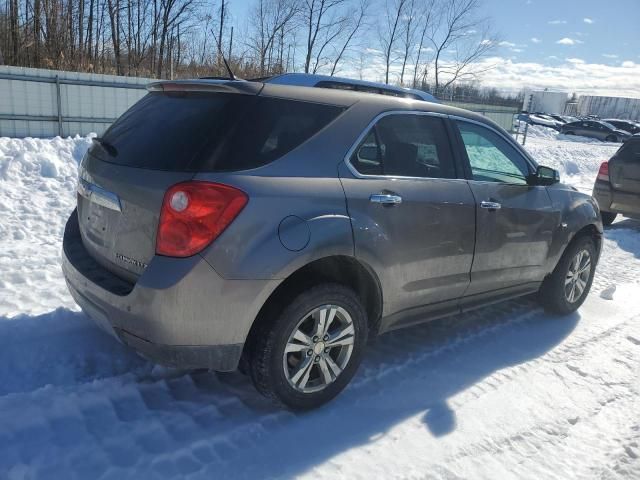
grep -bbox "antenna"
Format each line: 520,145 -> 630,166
214,28 -> 236,81
221,53 -> 236,81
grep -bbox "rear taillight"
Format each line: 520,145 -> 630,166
597,161 -> 609,182
156,181 -> 247,257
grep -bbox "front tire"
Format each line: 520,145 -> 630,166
605,134 -> 618,142
249,284 -> 367,410
601,211 -> 617,226
539,235 -> 597,314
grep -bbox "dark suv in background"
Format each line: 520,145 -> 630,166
603,119 -> 640,135
62,79 -> 603,409
593,135 -> 640,225
561,120 -> 632,142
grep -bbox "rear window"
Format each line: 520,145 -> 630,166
616,138 -> 640,161
93,92 -> 344,171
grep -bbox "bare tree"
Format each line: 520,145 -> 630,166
0,0 -> 498,90
155,0 -> 195,77
411,0 -> 435,88
106,0 -> 121,74
379,0 -> 406,84
398,0 -> 418,86
329,0 -> 366,76
428,0 -> 498,94
300,0 -> 347,73
248,0 -> 298,75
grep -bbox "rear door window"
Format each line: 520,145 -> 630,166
93,92 -> 344,171
350,114 -> 456,178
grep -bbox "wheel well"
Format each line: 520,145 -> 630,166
570,223 -> 602,254
243,256 -> 383,358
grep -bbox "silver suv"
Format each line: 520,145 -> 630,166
62,79 -> 603,410
592,135 -> 640,225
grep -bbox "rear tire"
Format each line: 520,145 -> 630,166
248,284 -> 367,410
601,211 -> 617,226
539,235 -> 597,315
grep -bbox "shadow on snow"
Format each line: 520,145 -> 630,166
0,297 -> 578,479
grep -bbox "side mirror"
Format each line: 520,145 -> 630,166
528,165 -> 560,186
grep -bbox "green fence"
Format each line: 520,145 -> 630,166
441,100 -> 519,132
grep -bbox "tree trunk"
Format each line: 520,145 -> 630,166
107,0 -> 121,74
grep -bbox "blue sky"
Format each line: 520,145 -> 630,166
485,0 -> 639,66
225,0 -> 640,96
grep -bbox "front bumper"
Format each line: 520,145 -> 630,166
62,210 -> 279,371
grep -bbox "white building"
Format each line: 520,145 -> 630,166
576,96 -> 640,121
522,90 -> 568,114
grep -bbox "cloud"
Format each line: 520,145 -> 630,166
472,57 -> 640,96
498,41 -> 528,53
531,37 -> 541,44
328,52 -> 640,98
602,54 -> 619,59
583,18 -> 594,24
556,37 -> 583,45
548,20 -> 567,25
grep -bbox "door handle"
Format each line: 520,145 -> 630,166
480,200 -> 501,210
370,193 -> 403,205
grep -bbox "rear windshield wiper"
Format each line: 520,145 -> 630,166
92,137 -> 118,157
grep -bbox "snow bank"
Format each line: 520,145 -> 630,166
524,124 -> 616,145
523,136 -> 618,193
0,135 -> 93,317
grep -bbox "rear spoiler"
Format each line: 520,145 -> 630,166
147,79 -> 263,95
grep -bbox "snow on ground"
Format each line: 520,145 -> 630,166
0,133 -> 639,479
524,125 -> 620,193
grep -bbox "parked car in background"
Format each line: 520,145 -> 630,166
592,135 -> 640,225
603,119 -> 640,135
560,120 -> 632,142
62,79 -> 603,410
515,112 -> 561,130
548,114 -> 579,124
533,113 -> 565,130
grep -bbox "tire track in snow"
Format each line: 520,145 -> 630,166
3,295 -> 638,479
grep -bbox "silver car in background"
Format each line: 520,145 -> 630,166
592,135 -> 640,225
63,78 -> 602,410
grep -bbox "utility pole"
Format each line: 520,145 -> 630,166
522,93 -> 533,146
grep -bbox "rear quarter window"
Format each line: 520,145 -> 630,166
93,92 -> 344,172
616,139 -> 640,161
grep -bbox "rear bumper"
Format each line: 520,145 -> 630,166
62,210 -> 279,371
593,180 -> 640,217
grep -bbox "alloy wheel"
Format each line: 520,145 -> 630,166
564,249 -> 592,303
283,305 -> 355,393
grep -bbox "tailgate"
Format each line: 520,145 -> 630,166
77,153 -> 193,282
609,138 -> 640,194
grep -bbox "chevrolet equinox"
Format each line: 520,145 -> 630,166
62,79 -> 603,410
